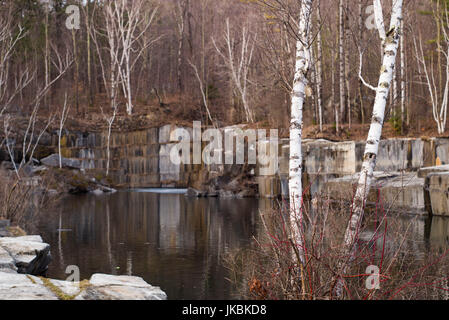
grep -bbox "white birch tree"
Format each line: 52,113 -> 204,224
315,0 -> 323,132
345,0 -> 404,248
289,0 -> 313,267
400,18 -> 406,134
339,0 -> 345,127
103,0 -> 159,116
414,13 -> 449,135
213,19 -> 256,123
58,94 -> 71,169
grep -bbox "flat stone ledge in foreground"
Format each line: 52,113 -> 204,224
0,272 -> 167,300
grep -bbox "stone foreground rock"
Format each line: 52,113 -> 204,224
0,235 -> 167,300
0,272 -> 167,300
0,236 -> 51,275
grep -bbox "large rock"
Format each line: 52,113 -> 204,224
40,154 -> 81,169
0,272 -> 57,300
326,172 -> 426,214
0,236 -> 52,276
425,172 -> 449,216
418,165 -> 449,178
0,272 -> 167,300
302,140 -> 357,175
0,247 -> 16,272
76,274 -> 167,300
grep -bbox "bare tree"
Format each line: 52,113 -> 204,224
289,0 -> 313,270
213,18 -> 256,123
100,103 -> 118,177
188,60 -> 215,127
101,0 -> 159,115
58,93 -> 71,169
315,0 -> 323,132
0,14 -> 29,116
339,0 -> 345,128
414,12 -> 449,135
345,0 -> 404,254
174,0 -> 189,93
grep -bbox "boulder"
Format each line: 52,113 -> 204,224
326,172 -> 426,214
0,247 -> 16,271
425,172 -> 449,216
76,274 -> 167,300
0,272 -> 57,300
185,187 -> 206,197
41,154 -> 81,169
0,272 -> 168,300
0,236 -> 52,276
418,165 -> 449,178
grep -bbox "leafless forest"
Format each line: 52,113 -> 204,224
0,0 -> 446,136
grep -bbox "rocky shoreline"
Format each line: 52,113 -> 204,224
0,223 -> 167,300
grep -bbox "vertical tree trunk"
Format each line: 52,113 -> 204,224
44,9 -> 49,109
72,29 -> 80,115
344,0 -> 404,248
344,0 -> 351,128
316,1 -> 323,132
289,0 -> 313,265
332,45 -> 339,133
339,0 -> 345,128
86,1 -> 93,107
358,0 -> 365,124
393,61 -> 398,119
400,18 -> 406,134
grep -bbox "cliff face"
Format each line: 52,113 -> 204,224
45,124 -> 258,191
6,122 -> 449,202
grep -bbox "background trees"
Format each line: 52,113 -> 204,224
0,0 -> 447,136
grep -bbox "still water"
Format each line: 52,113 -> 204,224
37,190 -> 261,300
36,189 -> 449,300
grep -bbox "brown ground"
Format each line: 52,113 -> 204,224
15,93 -> 449,142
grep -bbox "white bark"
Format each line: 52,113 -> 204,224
400,19 -> 406,134
58,94 -> 71,169
103,0 -> 159,115
374,0 -> 386,41
339,0 -> 345,125
316,1 -> 323,133
0,19 -> 28,116
213,19 -> 256,123
188,60 -> 215,128
414,27 -> 449,135
344,0 -> 404,248
100,103 -> 118,177
289,0 -> 312,266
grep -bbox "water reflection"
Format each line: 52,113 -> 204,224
36,191 -> 449,300
37,191 -> 260,300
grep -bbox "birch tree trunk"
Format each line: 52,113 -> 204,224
316,1 -> 323,133
339,0 -> 345,127
344,0 -> 404,248
332,46 -> 339,134
400,18 -> 405,134
358,0 -> 365,124
289,0 -> 312,266
344,0 -> 351,128
86,1 -> 93,107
